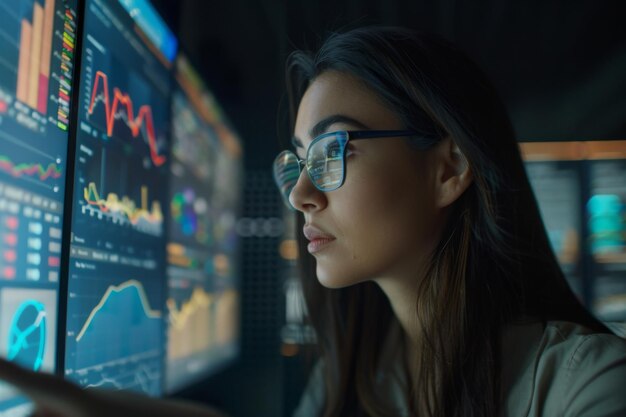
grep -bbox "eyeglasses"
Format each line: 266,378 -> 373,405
273,130 -> 439,209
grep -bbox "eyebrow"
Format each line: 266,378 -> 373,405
291,115 -> 371,149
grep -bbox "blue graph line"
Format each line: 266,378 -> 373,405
7,300 -> 46,371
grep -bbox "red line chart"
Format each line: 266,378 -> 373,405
87,70 -> 166,166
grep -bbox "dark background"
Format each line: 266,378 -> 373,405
170,0 -> 626,170
149,2 -> 626,416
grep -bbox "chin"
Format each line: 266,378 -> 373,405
315,263 -> 366,289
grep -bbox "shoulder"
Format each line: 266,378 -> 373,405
538,321 -> 626,367
505,320 -> 626,417
548,322 -> 626,417
539,321 -> 626,382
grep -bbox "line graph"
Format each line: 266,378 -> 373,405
83,363 -> 161,393
66,278 -> 164,395
87,70 -> 166,166
81,181 -> 163,236
167,287 -> 213,330
167,287 -> 214,360
76,279 -> 161,342
0,154 -> 62,181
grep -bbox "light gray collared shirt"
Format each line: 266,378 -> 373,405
293,321 -> 626,417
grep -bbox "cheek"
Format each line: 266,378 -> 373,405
334,163 -> 435,273
367,175 -> 432,244
363,156 -> 431,221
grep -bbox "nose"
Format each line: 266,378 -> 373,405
288,167 -> 328,213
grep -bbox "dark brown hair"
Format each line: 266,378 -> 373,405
286,26 -> 609,417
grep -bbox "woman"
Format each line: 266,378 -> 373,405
1,26 -> 625,417
279,27 -> 626,417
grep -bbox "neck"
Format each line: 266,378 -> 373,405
373,247 -> 436,380
373,243 -> 435,349
375,273 -> 425,410
376,275 -> 420,348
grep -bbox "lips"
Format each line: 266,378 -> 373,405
303,224 -> 335,241
303,225 -> 336,254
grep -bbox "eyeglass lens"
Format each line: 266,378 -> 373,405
272,132 -> 347,208
273,150 -> 301,207
307,133 -> 345,190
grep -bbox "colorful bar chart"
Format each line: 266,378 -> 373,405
16,0 -> 56,114
57,7 -> 76,130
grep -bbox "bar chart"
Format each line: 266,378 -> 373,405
15,0 -> 55,114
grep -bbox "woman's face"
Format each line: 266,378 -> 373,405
290,70 -> 445,288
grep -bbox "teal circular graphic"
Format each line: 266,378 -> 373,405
7,300 -> 46,371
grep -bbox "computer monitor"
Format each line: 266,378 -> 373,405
165,54 -> 243,394
521,140 -> 626,322
521,142 -> 585,299
585,141 -> 626,322
63,0 -> 176,396
0,0 -> 78,414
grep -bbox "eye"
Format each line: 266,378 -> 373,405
322,140 -> 344,158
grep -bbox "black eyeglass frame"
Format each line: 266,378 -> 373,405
280,129 -> 439,193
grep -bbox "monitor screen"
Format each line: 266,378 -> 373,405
0,0 -> 77,414
165,54 -> 243,393
586,141 -> 626,321
63,0 -> 175,396
522,143 -> 584,299
521,140 -> 626,321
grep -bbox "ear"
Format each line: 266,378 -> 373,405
433,137 -> 473,208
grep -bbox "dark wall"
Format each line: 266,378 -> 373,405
175,0 -> 626,173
